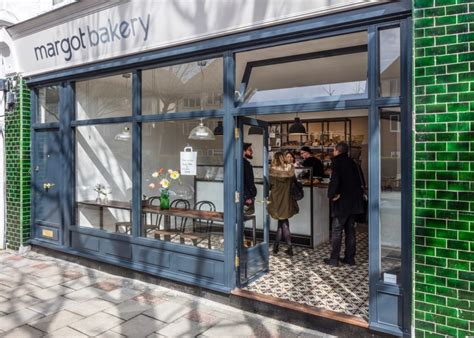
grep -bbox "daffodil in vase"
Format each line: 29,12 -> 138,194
151,169 -> 180,210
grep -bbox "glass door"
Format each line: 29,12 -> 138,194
237,117 -> 270,286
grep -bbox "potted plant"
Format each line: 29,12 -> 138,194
150,168 -> 180,210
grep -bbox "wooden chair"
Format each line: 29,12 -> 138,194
154,199 -> 190,241
181,200 -> 216,249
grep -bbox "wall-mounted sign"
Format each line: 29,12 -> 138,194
180,146 -> 197,176
10,0 -> 387,76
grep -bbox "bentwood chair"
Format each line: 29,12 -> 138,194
153,199 -> 191,241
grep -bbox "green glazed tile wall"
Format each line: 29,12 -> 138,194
414,0 -> 474,336
5,78 -> 31,250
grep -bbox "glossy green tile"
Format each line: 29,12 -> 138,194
436,74 -> 457,84
426,294 -> 447,306
445,4 -> 468,14
446,23 -> 469,34
416,37 -> 436,47
447,102 -> 470,112
447,259 -> 470,271
458,32 -> 474,43
447,240 -> 469,251
447,43 -> 469,54
436,171 -> 457,180
436,133 -> 457,142
435,35 -> 457,45
436,248 -> 457,259
447,278 -> 469,290
447,82 -> 470,92
435,15 -> 457,26
435,324 -> 458,337
436,229 -> 458,240
426,27 -> 447,36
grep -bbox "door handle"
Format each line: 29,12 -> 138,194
43,182 -> 55,191
256,199 -> 270,205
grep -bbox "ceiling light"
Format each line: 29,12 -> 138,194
189,119 -> 215,140
288,117 -> 306,136
213,121 -> 223,136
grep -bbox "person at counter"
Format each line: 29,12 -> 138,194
268,152 -> 298,256
324,141 -> 364,267
299,146 -> 324,179
243,142 -> 257,215
285,151 -> 296,165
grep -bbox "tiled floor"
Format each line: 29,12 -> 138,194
245,231 -> 370,321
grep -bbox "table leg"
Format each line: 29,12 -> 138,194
252,217 -> 256,246
100,206 -> 104,230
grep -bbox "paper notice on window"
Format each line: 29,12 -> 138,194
180,147 -> 197,176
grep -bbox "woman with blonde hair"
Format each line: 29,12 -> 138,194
268,152 -> 299,256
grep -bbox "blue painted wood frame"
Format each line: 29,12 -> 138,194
132,70 -> 142,239
223,52 -> 237,289
30,89 -> 38,240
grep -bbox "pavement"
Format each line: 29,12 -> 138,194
0,249 -> 332,337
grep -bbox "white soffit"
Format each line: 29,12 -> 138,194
11,0 -> 390,76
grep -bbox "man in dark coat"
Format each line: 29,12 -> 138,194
243,143 -> 257,214
300,146 -> 324,179
325,141 -> 364,267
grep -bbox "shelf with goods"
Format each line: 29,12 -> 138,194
268,118 -> 365,178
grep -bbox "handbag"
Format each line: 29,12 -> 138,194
290,176 -> 304,201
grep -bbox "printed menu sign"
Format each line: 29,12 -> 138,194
180,147 -> 197,176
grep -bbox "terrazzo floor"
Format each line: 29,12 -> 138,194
245,231 -> 370,321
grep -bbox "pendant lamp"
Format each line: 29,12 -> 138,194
189,118 -> 215,140
213,121 -> 223,136
288,117 -> 306,136
114,126 -> 131,141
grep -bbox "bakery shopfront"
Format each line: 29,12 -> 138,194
10,0 -> 412,336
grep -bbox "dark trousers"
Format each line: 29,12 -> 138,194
275,219 -> 292,246
330,215 -> 356,262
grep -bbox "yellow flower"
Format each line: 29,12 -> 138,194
151,171 -> 159,178
160,179 -> 170,189
170,171 -> 180,180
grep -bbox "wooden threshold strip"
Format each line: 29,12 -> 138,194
231,288 -> 369,329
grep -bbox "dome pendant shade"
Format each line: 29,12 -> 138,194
189,119 -> 215,140
213,121 -> 224,135
288,117 -> 306,135
248,126 -> 263,135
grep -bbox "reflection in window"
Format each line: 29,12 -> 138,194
75,73 -> 132,120
142,58 -> 223,114
236,31 -> 368,104
38,86 -> 60,123
75,123 -> 132,235
379,27 -> 400,97
380,107 -> 401,284
141,118 -> 224,251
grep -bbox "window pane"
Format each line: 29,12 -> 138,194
141,118 -> 224,251
142,58 -> 223,115
75,123 -> 132,235
380,107 -> 401,284
236,31 -> 368,104
379,27 -> 400,97
75,73 -> 132,120
38,86 -> 60,123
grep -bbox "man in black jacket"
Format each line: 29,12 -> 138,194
300,146 -> 324,179
324,141 -> 364,267
243,143 -> 257,214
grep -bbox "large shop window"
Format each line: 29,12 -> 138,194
380,107 -> 401,284
236,31 -> 368,104
37,86 -> 60,123
75,123 -> 133,235
141,118 -> 224,251
142,58 -> 223,115
379,27 -> 400,97
75,73 -> 132,120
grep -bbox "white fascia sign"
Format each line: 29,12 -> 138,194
12,0 -> 388,76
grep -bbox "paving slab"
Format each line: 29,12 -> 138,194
143,300 -> 194,323
99,286 -> 143,304
158,316 -> 213,337
61,275 -> 106,290
63,286 -> 107,302
44,326 -> 88,338
29,309 -> 84,333
0,295 -> 40,314
96,331 -> 126,338
27,296 -> 82,316
111,314 -> 166,337
0,283 -> 44,299
65,298 -> 115,317
0,308 -> 44,332
68,311 -> 124,336
1,324 -> 44,338
103,299 -> 153,320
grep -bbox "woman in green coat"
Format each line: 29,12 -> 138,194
268,152 -> 299,256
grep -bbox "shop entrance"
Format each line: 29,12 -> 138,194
236,111 -> 372,323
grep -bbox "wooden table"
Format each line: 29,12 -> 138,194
76,200 -> 257,246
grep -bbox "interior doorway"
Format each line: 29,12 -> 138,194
237,109 -> 371,321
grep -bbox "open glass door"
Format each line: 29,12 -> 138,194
237,117 -> 270,286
